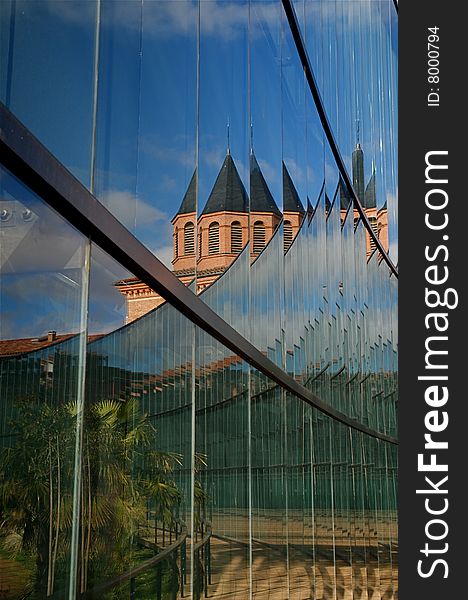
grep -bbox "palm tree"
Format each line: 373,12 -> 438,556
0,397 -> 184,597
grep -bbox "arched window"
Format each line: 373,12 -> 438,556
198,226 -> 203,258
284,220 -> 293,252
208,221 -> 220,254
231,221 -> 243,253
174,228 -> 179,258
184,222 -> 195,255
253,221 -> 265,254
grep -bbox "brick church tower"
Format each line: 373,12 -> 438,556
116,153 -> 305,322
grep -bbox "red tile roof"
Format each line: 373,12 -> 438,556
0,334 -> 103,357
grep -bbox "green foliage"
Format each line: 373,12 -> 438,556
0,397 -> 186,597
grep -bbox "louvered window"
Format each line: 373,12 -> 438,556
184,222 -> 195,255
253,221 -> 265,254
198,227 -> 203,258
284,220 -> 293,252
208,222 -> 220,254
174,228 -> 179,258
231,221 -> 243,253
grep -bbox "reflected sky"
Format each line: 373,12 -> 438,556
0,7 -> 398,597
0,0 -> 398,337
0,166 -> 89,339
1,0 -> 396,215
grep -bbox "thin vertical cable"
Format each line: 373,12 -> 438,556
89,0 -> 101,195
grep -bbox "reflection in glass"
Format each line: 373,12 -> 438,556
0,1 -> 398,598
0,0 -> 97,186
0,165 -> 89,597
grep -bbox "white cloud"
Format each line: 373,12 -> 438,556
283,157 -> 305,184
139,135 -> 195,168
257,158 -> 278,187
304,0 -> 381,35
160,174 -> 178,192
306,164 -> 318,187
100,190 -> 168,232
388,239 -> 398,264
201,145 -> 225,169
45,0 -> 261,41
1,271 -> 85,339
325,161 -> 339,189
44,0 -> 96,26
153,244 -> 174,269
42,0 -> 283,43
43,0 -> 391,46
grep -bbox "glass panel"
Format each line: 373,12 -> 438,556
349,429 -> 368,599
250,371 -> 288,598
0,3 -> 399,599
196,0 -> 249,329
249,0 -> 283,368
285,392 -> 314,600
282,2 -> 307,392
93,0 -> 197,289
93,0 -> 142,214
0,0 -> 98,186
330,420 -> 353,599
194,328 -> 250,600
196,5 -> 251,592
138,0 -> 197,271
80,246 -> 194,598
0,164 -> 89,597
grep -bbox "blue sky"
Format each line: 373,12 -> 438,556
0,0 -> 398,339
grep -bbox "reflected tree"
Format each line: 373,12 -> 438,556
0,397 -> 184,598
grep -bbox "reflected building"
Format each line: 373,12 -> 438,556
350,142 -> 389,256
0,1 -> 398,599
117,144 -> 386,323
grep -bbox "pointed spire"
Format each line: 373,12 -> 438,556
173,169 -> 197,218
201,154 -> 248,215
250,153 -> 282,216
338,175 -> 352,210
227,119 -> 230,155
364,169 -> 376,208
307,197 -> 314,220
352,142 -> 364,201
283,163 -> 305,214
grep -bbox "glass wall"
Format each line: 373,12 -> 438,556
0,165 -> 89,597
0,1 -> 397,599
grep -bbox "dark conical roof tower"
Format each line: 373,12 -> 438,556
283,163 -> 305,214
338,175 -> 352,210
250,153 -> 282,217
201,154 -> 248,215
364,169 -> 376,208
173,170 -> 197,218
352,143 -> 365,202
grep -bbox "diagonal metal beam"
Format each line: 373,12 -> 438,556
0,102 -> 397,444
